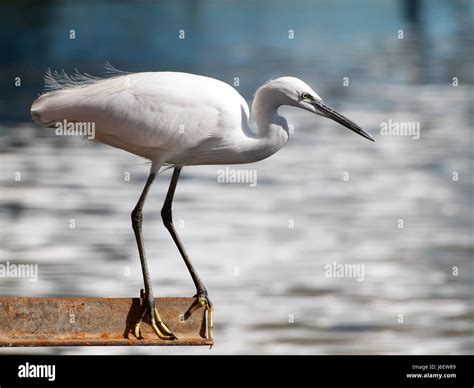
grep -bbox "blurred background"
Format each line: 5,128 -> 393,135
0,0 -> 472,354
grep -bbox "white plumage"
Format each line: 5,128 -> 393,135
32,70 -> 373,172
32,72 -> 263,169
30,68 -> 374,342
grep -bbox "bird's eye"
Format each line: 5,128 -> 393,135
302,93 -> 311,100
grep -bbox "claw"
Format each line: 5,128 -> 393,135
134,321 -> 142,339
206,303 -> 213,342
185,295 -> 213,341
150,314 -> 176,340
133,290 -> 177,340
198,296 -> 213,341
153,308 -> 176,339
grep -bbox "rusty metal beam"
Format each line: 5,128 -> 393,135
0,297 -> 212,347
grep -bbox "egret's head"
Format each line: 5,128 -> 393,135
262,77 -> 374,141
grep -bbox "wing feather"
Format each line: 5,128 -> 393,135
31,70 -> 248,161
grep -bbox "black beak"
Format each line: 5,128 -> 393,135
313,101 -> 375,142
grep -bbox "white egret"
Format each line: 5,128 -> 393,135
30,69 -> 374,341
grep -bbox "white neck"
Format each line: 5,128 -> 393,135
234,85 -> 289,164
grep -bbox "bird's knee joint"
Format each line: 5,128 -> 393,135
131,208 -> 143,224
161,207 -> 173,225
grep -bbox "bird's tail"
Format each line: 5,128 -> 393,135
31,91 -> 69,128
31,93 -> 53,127
31,68 -> 106,128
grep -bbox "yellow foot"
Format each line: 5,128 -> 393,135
134,289 -> 177,340
185,294 -> 213,341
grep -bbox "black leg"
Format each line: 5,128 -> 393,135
161,167 -> 213,339
131,171 -> 175,340
161,167 -> 209,298
131,172 -> 156,302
